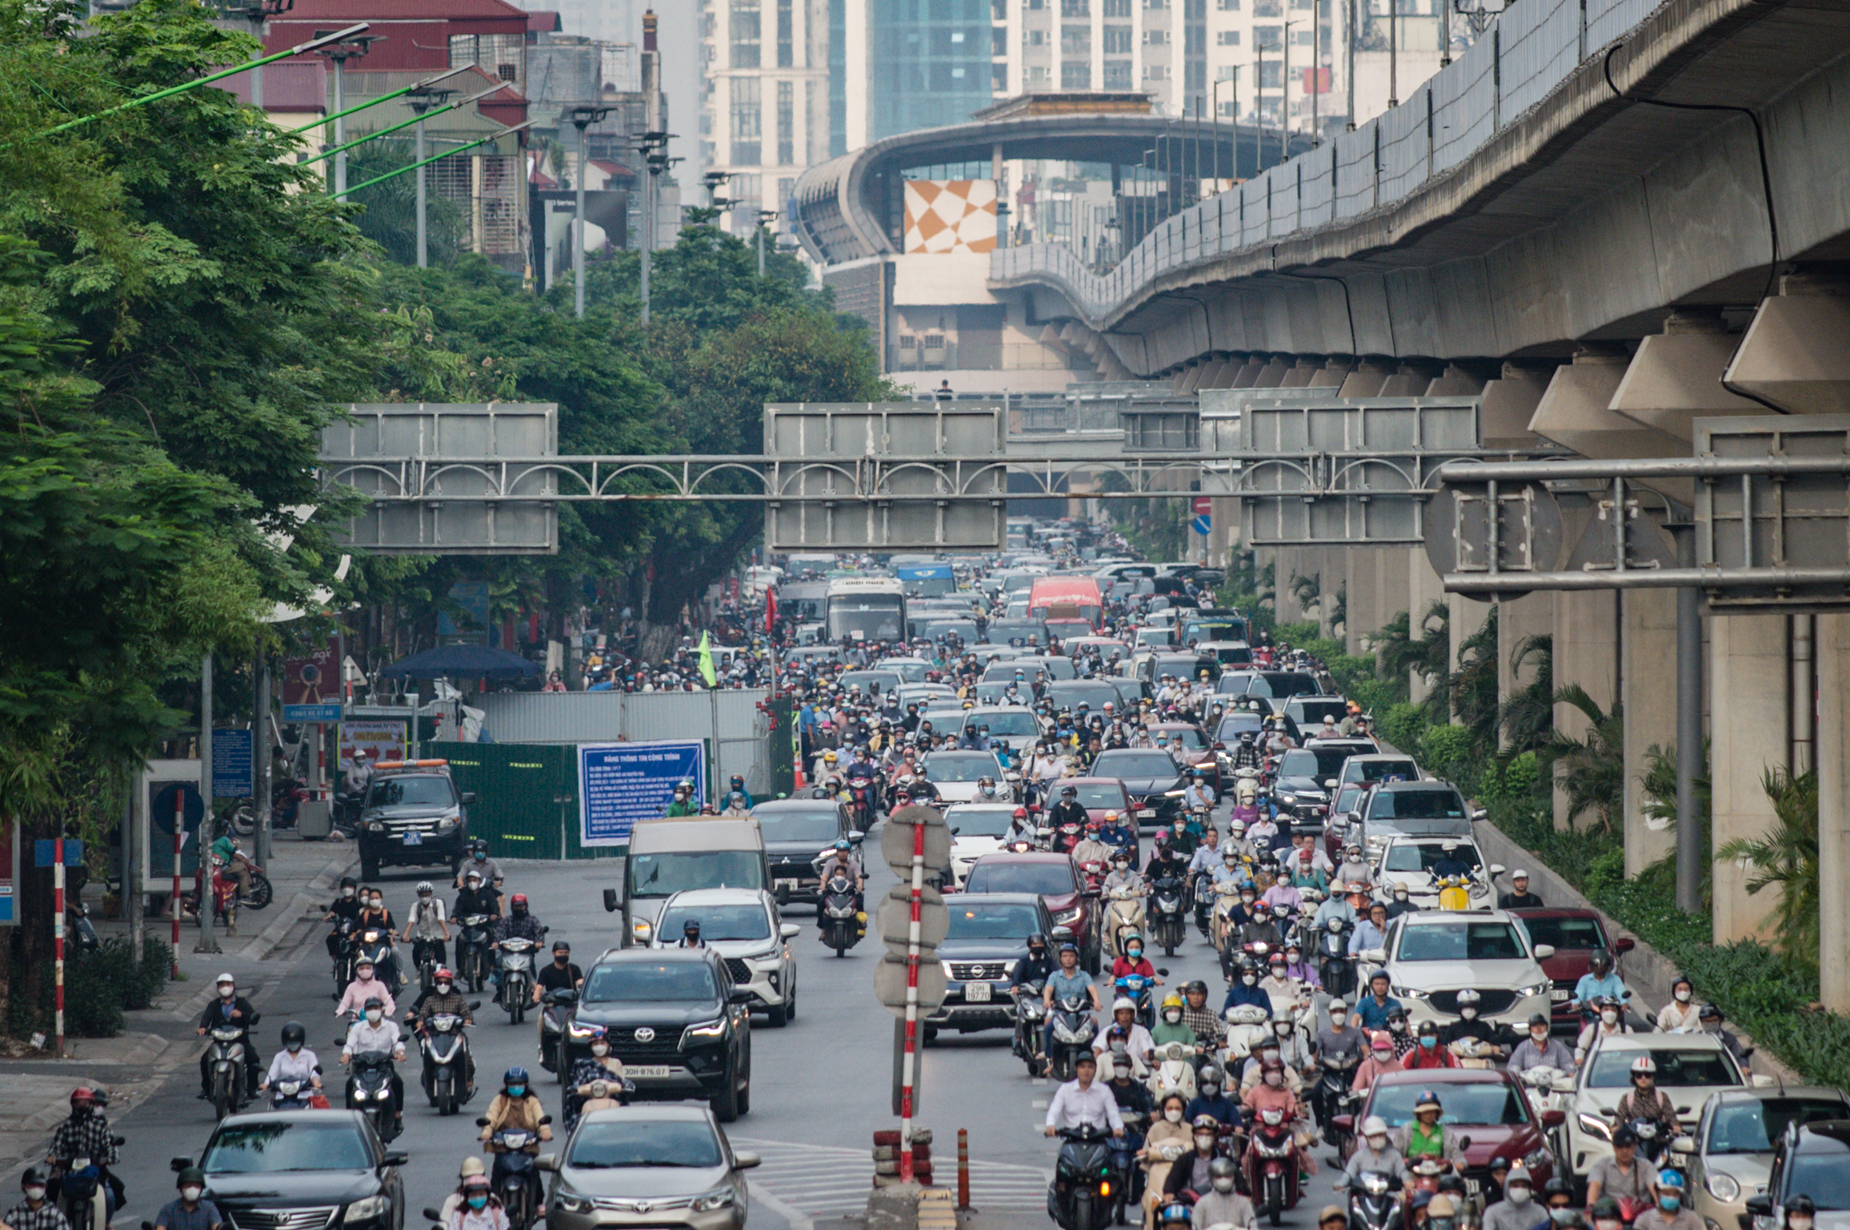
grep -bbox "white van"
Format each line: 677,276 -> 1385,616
601,816 -> 769,947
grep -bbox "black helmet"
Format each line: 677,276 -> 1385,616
1699,1002 -> 1724,1022
363,996 -> 385,1012
177,1167 -> 207,1190
1788,1197 -> 1818,1218
20,1166 -> 52,1190
1528,1013 -> 1551,1028
1589,949 -> 1613,974
1027,931 -> 1048,950
1185,978 -> 1209,996
280,1021 -> 307,1048
1541,1179 -> 1573,1201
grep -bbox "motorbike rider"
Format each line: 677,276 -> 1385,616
355,889 -> 401,988
1483,1164 -> 1545,1230
1151,994 -> 1198,1052
1391,1091 -> 1464,1170
1341,1116 -> 1410,1186
1181,770 -> 1215,816
1697,1003 -> 1750,1063
1497,869 -> 1544,910
335,954 -> 397,1019
533,940 -> 582,1006
323,876 -> 365,961
153,1168 -> 224,1230
1163,816 -> 1200,860
1351,1032 -> 1404,1094
1111,935 -> 1164,985
208,833 -> 256,909
1236,904 -> 1286,953
1430,841 -> 1474,882
1572,950 -> 1627,1020
445,1175 -> 508,1230
1613,1056 -> 1682,1137
1178,981 -> 1227,1049
1096,997 -> 1158,1074
1186,1066 -> 1243,1131
1099,808 -> 1137,856
196,973 -> 262,1102
454,868 -> 502,924
260,1022 -> 324,1101
480,1067 -> 552,1209
1106,1052 -> 1155,1120
1333,844 -> 1372,892
456,839 -> 506,891
1656,976 -> 1701,1033
1575,995 -> 1629,1066
1230,731 -> 1264,773
491,894 -> 546,1000
340,996 -> 406,1131
1383,883 -> 1418,921
1048,785 -> 1089,832
1440,988 -> 1513,1058
9,1166 -> 73,1230
1241,1060 -> 1317,1176
1405,1020 -> 1459,1071
1507,1013 -> 1578,1075
721,791 -> 752,816
1584,1128 -> 1652,1211
1165,1115 -> 1234,1204
1223,959 -> 1274,1018
1103,851 -> 1145,896
1280,941 -> 1320,989
1010,932 -> 1057,992
1256,951 -> 1306,1018
1144,837 -> 1190,890
1311,883 -> 1358,932
1072,819 -> 1116,870
665,779 -> 700,816
565,1026 -> 629,1128
46,1088 -> 120,1225
1041,942 -> 1103,1059
401,881 -> 451,973
727,774 -> 754,808
405,968 -> 475,1096
1042,1051 -> 1124,1137
1780,1196 -> 1818,1230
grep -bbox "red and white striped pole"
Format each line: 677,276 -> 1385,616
52,834 -> 65,1059
900,817 -> 924,1183
171,791 -> 183,977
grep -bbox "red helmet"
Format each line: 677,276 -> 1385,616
510,893 -> 529,907
434,967 -> 455,983
69,1087 -> 96,1109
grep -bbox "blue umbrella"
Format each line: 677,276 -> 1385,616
379,644 -> 540,680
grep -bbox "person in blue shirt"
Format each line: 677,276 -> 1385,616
1572,950 -> 1627,1020
1352,970 -> 1404,1031
727,776 -> 754,808
1185,1065 -> 1244,1129
1349,900 -> 1391,959
1222,959 -> 1274,1017
1041,943 -> 1102,1058
1098,810 -> 1136,858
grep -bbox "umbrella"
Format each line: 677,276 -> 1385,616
379,644 -> 541,680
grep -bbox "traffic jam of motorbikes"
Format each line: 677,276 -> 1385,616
16,522 -> 1824,1230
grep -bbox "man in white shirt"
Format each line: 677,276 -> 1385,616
340,997 -> 407,1129
1043,1054 -> 1125,1137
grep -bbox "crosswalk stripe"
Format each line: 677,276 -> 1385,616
730,1138 -> 1052,1214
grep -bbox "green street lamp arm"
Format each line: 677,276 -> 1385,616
306,64 -> 474,139
330,118 -> 534,198
304,81 -> 502,165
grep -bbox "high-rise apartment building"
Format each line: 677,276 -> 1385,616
701,0 -> 832,233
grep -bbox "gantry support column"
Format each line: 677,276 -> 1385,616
1814,614 -> 1850,1009
1710,614 -> 1790,944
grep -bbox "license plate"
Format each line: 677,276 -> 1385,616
1137,808 -> 1155,818
626,1065 -> 674,1079
775,878 -> 799,890
965,982 -> 992,1003
402,831 -> 423,846
1551,989 -> 1570,1002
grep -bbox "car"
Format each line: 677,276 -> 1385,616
749,797 -> 858,905
1282,695 -> 1353,731
1272,741 -> 1376,830
648,889 -> 800,1027
356,759 -> 474,881
1214,670 -> 1324,710
987,618 -> 1051,647
566,949 -> 754,1122
1558,1033 -> 1750,1183
1049,777 -> 1143,858
1337,753 -> 1422,791
1146,722 -> 1223,797
539,1103 -> 759,1230
1193,640 -> 1255,668
1043,679 -> 1126,714
982,655 -> 1077,682
1360,908 -> 1554,1030
1140,652 -> 1221,687
188,1110 -> 406,1230
1743,1120 -> 1850,1230
937,706 -> 1050,752
1351,781 -> 1479,859
923,892 -> 1057,1039
960,851 -> 1096,971
1088,748 -> 1189,830
1506,908 -> 1638,1031
921,749 -> 1009,803
1344,1068 -> 1561,1195
1674,1088 -> 1850,1230
944,803 -> 1032,886
1132,627 -> 1177,650
1373,835 -> 1500,909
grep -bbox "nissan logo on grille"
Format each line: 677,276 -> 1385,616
633,1027 -> 656,1043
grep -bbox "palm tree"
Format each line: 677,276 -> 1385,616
1716,767 -> 1820,969
1451,606 -> 1501,757
1498,633 -> 1554,753
1288,571 -> 1321,616
1549,684 -> 1625,831
1372,602 -> 1451,719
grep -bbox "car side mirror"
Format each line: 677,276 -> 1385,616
781,923 -> 800,940
1489,863 -> 1506,877
734,1151 -> 762,1170
602,888 -> 621,913
1359,948 -> 1385,963
1471,808 -> 1487,821
1744,1196 -> 1772,1218
1542,1110 -> 1566,1128
1533,945 -> 1555,960
1323,779 -> 1337,790
849,831 -> 866,843
951,828 -> 961,836
1455,1135 -> 1472,1152
170,1158 -> 194,1173
728,988 -> 755,1005
461,792 -> 478,805
1614,937 -> 1636,954
1051,925 -> 1075,940
382,1151 -> 409,1167
536,1153 -> 559,1172
1671,1137 -> 1696,1155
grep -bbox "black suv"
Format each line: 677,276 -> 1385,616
565,949 -> 754,1122
357,762 -> 474,880
1745,1120 -> 1850,1230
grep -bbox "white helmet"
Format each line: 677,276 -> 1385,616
215,972 -> 236,987
1361,1116 -> 1389,1137
1112,996 -> 1136,1013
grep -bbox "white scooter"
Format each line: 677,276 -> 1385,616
1102,886 -> 1147,960
1220,1003 -> 1272,1068
1148,1040 -> 1198,1103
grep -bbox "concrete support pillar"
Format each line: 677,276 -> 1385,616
1309,358 -> 1354,388
1231,356 -> 1267,388
1609,312 -> 1765,442
1622,587 -> 1679,875
1815,614 -> 1850,1009
1481,364 -> 1550,448
1254,355 -> 1292,388
1274,547 -> 1304,623
1408,549 -> 1447,705
1378,363 -> 1437,398
1425,364 -> 1488,397
1176,363 -> 1205,392
1710,615 -> 1789,943
1345,547 -> 1377,656
1449,593 -> 1490,719
1530,351 -> 1683,461
1552,586 -> 1619,831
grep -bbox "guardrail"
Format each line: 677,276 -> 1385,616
991,0 -> 1664,320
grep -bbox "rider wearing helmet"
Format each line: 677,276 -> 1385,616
1438,987 -> 1512,1058
47,1088 -> 122,1221
721,791 -> 752,816
456,838 -> 504,891
1165,1115 -> 1231,1203
1572,949 -> 1626,1018
340,996 -> 406,1128
480,1067 -> 552,1209
1047,784 -> 1088,831
9,1166 -> 73,1230
1344,1114 -> 1410,1184
1614,1055 -> 1681,1137
535,939 -> 582,1006
261,1022 -> 324,1098
1010,932 -> 1057,993
196,973 -> 262,1103
1634,1169 -> 1700,1230
1781,1196 -> 1817,1230
1575,994 -> 1630,1066
728,774 -> 754,809
1071,818 -> 1115,870
401,880 -> 451,973
565,1027 -> 629,1128
665,780 -> 699,817
1392,1090 -> 1465,1169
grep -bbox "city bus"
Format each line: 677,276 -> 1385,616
825,576 -> 907,644
1026,576 -> 1104,631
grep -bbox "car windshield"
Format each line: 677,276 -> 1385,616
988,621 -> 1047,645
1156,729 -> 1208,751
945,807 -> 1019,837
367,776 -> 453,807
1512,915 -> 1607,951
965,862 -> 1077,896
1366,1082 -> 1529,1128
953,711 -> 1041,740
1093,752 -> 1181,779
924,755 -> 1000,783
1137,629 -> 1176,646
1370,789 -> 1468,820
1352,760 -> 1419,782
752,807 -> 841,844
567,1119 -> 725,1168
889,660 -> 930,683
202,1121 -> 373,1173
1586,1048 -> 1741,1089
1784,1156 -> 1850,1211
1395,922 -> 1525,961
1280,748 -> 1350,778
839,672 -> 900,694
1706,1099 -> 1850,1155
946,902 -> 1043,941
627,852 -> 765,899
654,903 -> 770,942
1216,715 -> 1266,742
1065,783 -> 1129,809
583,961 -> 720,1002
1289,700 -> 1349,725
1383,844 -> 1482,874
1334,786 -> 1365,815
1046,682 -> 1121,709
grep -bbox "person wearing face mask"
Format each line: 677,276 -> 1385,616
1236,904 -> 1286,954
1341,1115 -> 1409,1187
1143,1093 -> 1193,1230
1426,1193 -> 1461,1230
1351,1032 -> 1404,1094
1588,1197 -> 1627,1230
341,996 -> 407,1126
1574,996 -> 1628,1066
1613,1056 -> 1681,1138
1391,1091 -> 1464,1171
445,1174 -> 508,1230
1572,950 -> 1628,1022
259,1022 -> 323,1101
1190,1158 -> 1256,1230
401,881 -> 451,973
406,968 -> 475,1100
1405,1021 -> 1459,1070
1163,817 -> 1200,860
1333,845 -> 1372,893
1696,1003 -> 1750,1063
1179,981 -> 1227,1049
1165,1115 -> 1234,1205
335,955 -> 397,1020
564,1027 -> 628,1127
1539,1179 -> 1579,1227
534,940 -> 583,1005
1483,1164 -> 1547,1230
1103,852 -> 1146,897
1235,1037 -> 1300,1095
1311,881 -> 1359,932
356,890 -> 402,988
1240,1057 -> 1305,1123
1107,1052 -> 1156,1120
46,1087 -> 122,1227
1585,1129 -> 1652,1212
153,1169 -> 223,1230
1383,1007 -> 1418,1059
1439,989 -> 1513,1058
8,1167 -> 73,1230
1223,960 -> 1274,1018
480,1067 -> 553,1216
196,973 -> 262,1102
1257,953 -> 1308,1019
1382,883 -> 1418,921
1186,1066 -> 1243,1131
1506,1013 -> 1577,1075
1073,819 -> 1116,871
1781,1194 -> 1818,1230
323,876 -> 364,961
1632,1171 -> 1700,1230
1655,976 -> 1701,1033
1095,998 -> 1158,1073
1151,995 -> 1198,1052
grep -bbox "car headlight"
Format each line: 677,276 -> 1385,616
941,961 -> 958,981
566,1020 -> 599,1039
1279,793 -> 1297,804
344,1196 -> 388,1223
687,1018 -> 727,1039
633,920 -> 653,943
1706,1173 -> 1741,1203
691,1187 -> 736,1212
1517,982 -> 1550,1000
437,813 -> 461,830
1054,907 -> 1083,925
1578,1112 -> 1614,1142
1392,986 -> 1429,1000
366,822 -> 386,834
554,1193 -> 593,1215
1524,1147 -> 1553,1172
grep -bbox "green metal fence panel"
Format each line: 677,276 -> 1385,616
432,742 -> 569,860
767,697 -> 795,799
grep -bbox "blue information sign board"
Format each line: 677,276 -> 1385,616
577,740 -> 707,849
213,728 -> 253,799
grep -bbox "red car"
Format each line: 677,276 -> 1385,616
1339,1068 -> 1562,1192
959,850 -> 1099,973
1507,908 -> 1637,1030
1147,722 -> 1222,798
1050,777 -> 1142,863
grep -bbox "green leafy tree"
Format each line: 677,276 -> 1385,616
346,141 -> 469,267
1716,768 -> 1820,969
1550,684 -> 1625,832
1449,605 -> 1500,758
1498,633 -> 1554,753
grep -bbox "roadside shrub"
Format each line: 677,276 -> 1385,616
61,934 -> 172,1037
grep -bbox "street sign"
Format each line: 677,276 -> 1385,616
1193,495 -> 1212,516
212,728 -> 253,800
877,883 -> 948,958
34,840 -> 83,867
282,636 -> 342,723
880,805 -> 951,878
874,951 -> 948,1016
1192,514 -> 1211,536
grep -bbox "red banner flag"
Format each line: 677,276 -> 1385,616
765,587 -> 778,633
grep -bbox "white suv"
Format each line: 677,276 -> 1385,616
1558,1033 -> 1754,1183
1357,908 -> 1553,1030
649,888 -> 800,1027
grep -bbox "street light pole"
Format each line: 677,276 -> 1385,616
756,208 -> 777,276
1283,20 -> 1298,154
315,32 -> 381,197
1389,0 -> 1400,108
405,83 -> 457,268
569,105 -> 613,317
1346,0 -> 1357,129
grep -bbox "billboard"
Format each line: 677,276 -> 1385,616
282,636 -> 342,723
903,180 -> 997,254
340,720 -> 409,774
577,740 -> 707,849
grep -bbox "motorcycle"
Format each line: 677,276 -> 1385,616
1149,1041 -> 1198,1103
1148,874 -> 1187,957
416,1007 -> 478,1115
230,777 -> 307,834
1107,1109 -> 1148,1225
847,774 -> 876,832
538,988 -> 576,1075
1054,819 -> 1084,855
1447,1037 -> 1497,1069
1102,887 -> 1147,961
482,1121 -> 551,1230
269,1076 -> 317,1111
53,1140 -> 122,1230
1011,981 -> 1048,1075
497,937 -> 540,1023
820,874 -> 865,956
1114,972 -> 1162,1029
345,1048 -> 400,1142
1347,1171 -> 1406,1230
329,916 -> 360,999
411,939 -> 442,998
1245,1106 -> 1302,1227
355,927 -> 398,991
1210,888 -> 1246,978
1046,994 -> 1099,1082
1312,1052 -> 1360,1151
1220,1004 -> 1271,1067
66,901 -> 100,956
1317,917 -> 1357,1000
1047,1124 -> 1116,1230
203,1023 -> 253,1120
456,914 -> 495,993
